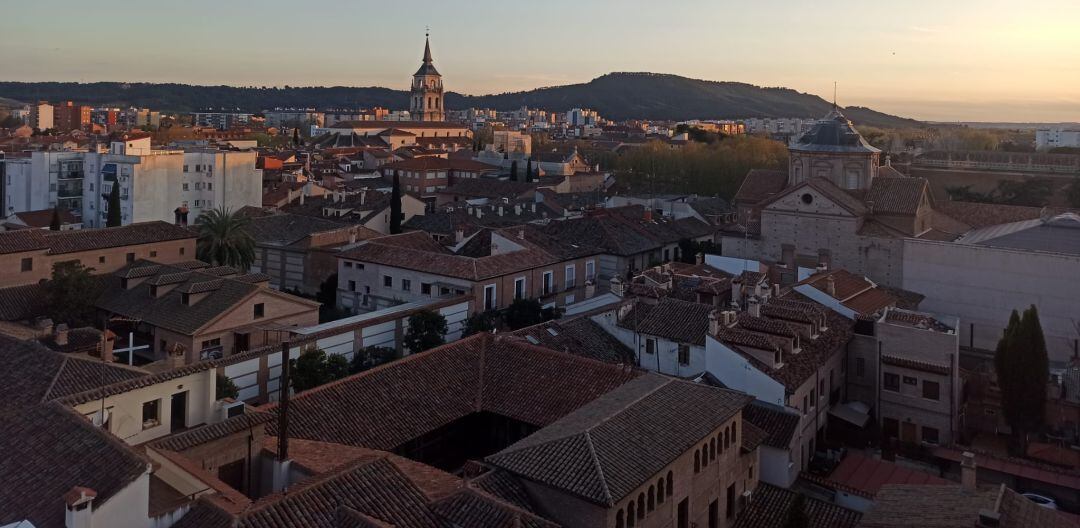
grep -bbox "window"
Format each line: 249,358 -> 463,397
802,395 -> 808,414
666,471 -> 673,497
383,275 -> 393,287
586,260 -> 596,280
150,250 -> 157,258
20,258 -> 32,272
543,271 -> 554,294
922,426 -> 940,444
627,502 -> 636,528
348,280 -> 356,292
903,375 -> 918,386
724,427 -> 730,448
883,417 -> 899,439
883,372 -> 900,392
421,283 -> 432,295
616,510 -> 624,528
645,338 -> 656,355
648,486 -> 655,511
99,256 -> 105,264
401,279 -> 411,292
856,357 -> 865,377
637,494 -> 645,519
694,450 -> 700,473
923,380 -> 941,401
710,438 -> 716,459
484,284 -> 497,311
726,483 -> 736,518
180,247 -> 185,256
810,388 -> 816,409
657,478 -> 665,503
183,164 -> 189,172
253,303 -> 265,319
126,252 -> 135,263
514,277 -> 525,300
344,261 -> 353,268
565,265 -> 576,289
678,344 -> 690,365
142,399 -> 160,429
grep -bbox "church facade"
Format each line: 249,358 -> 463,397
723,109 -> 969,288
410,35 -> 445,122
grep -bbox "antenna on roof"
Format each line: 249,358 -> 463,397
832,81 -> 838,110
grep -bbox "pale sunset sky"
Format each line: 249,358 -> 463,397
3,0 -> 1078,122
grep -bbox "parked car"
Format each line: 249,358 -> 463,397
1021,492 -> 1058,510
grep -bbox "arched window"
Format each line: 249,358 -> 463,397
710,438 -> 717,459
703,445 -> 709,466
648,486 -> 655,511
694,450 -> 700,473
717,434 -> 723,454
627,502 -> 635,528
666,471 -> 673,496
657,478 -> 665,503
733,421 -> 738,444
637,494 -> 645,519
615,510 -> 624,528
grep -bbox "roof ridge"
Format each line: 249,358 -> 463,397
40,354 -> 68,403
582,429 -> 615,506
475,333 -> 487,413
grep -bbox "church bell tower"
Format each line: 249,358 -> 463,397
410,32 -> 444,122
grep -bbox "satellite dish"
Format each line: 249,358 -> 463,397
90,409 -> 110,427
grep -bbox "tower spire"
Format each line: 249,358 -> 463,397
833,81 -> 837,110
423,27 -> 432,64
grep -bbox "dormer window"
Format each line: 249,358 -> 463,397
181,292 -> 190,305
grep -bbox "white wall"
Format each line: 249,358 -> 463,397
91,469 -> 152,528
903,239 -> 1080,364
758,445 -> 797,488
703,335 -> 786,406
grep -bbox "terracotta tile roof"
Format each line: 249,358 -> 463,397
509,317 -> 635,365
0,336 -> 147,414
151,411 -> 276,453
741,419 -> 768,452
618,297 -> 714,346
540,205 -> 713,257
822,452 -> 950,498
865,176 -> 930,215
380,157 -> 499,172
858,484 -> 999,528
734,169 -> 788,204
935,200 -> 1045,229
734,482 -> 861,528
0,221 -> 195,255
262,333 -> 639,451
487,374 -> 753,506
742,402 -> 801,449
12,208 -> 78,228
0,402 -> 149,528
95,261 -> 318,336
437,178 -> 536,199
881,354 -> 951,375
469,468 -> 542,514
172,447 -> 547,528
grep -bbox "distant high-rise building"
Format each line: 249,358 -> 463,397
53,101 -> 91,132
29,101 -> 54,130
409,34 -> 445,122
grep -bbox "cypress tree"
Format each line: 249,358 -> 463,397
106,182 -> 122,227
389,173 -> 402,234
526,158 -> 534,182
995,305 -> 1049,452
510,160 -> 519,182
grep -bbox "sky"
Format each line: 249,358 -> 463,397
3,0 -> 1079,122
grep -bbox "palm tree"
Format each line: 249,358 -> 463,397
195,207 -> 256,270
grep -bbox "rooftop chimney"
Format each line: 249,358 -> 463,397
455,228 -> 465,244
825,275 -> 836,298
643,209 -> 653,222
731,278 -> 743,308
54,323 -> 70,347
64,486 -> 96,528
696,252 -> 705,265
166,343 -> 187,369
747,296 -> 761,318
961,451 -> 977,491
708,309 -> 721,335
610,276 -> 626,297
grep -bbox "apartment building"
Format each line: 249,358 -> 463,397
336,226 -> 602,314
0,136 -> 262,227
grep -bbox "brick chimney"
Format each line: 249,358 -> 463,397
455,229 -> 465,244
610,276 -> 626,297
826,275 -> 836,298
747,296 -> 761,318
708,309 -> 721,335
961,451 -> 977,491
730,278 -> 743,308
64,486 -> 96,528
101,330 -> 116,362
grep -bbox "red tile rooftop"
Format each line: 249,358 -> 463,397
818,451 -> 950,497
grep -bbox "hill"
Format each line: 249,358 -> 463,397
0,73 -> 922,127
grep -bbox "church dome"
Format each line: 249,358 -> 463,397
791,108 -> 880,154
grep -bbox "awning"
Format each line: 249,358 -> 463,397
829,402 -> 871,428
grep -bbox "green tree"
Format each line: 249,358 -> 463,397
49,207 -> 62,231
292,127 -> 301,147
290,348 -> 351,392
44,261 -> 101,327
462,310 -> 497,337
782,494 -> 809,528
350,346 -> 398,373
195,206 -> 256,270
510,160 -> 519,182
106,182 -> 122,227
525,158 -> 534,182
504,298 -> 545,330
390,173 -> 403,234
994,305 -> 1049,452
216,374 -> 240,400
403,310 -> 448,353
